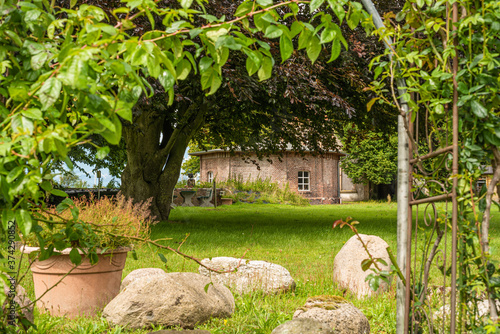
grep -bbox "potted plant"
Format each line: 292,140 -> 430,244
22,193 -> 155,318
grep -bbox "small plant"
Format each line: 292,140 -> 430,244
25,193 -> 155,262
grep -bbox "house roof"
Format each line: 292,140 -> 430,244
189,147 -> 346,157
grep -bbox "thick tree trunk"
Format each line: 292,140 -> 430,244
121,99 -> 207,221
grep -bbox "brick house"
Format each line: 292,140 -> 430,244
189,149 -> 369,204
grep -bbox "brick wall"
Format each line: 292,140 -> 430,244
198,151 -> 342,202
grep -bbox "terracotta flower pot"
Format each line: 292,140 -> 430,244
221,198 -> 233,206
24,247 -> 128,318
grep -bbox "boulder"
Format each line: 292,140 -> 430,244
148,331 -> 211,334
198,257 -> 295,294
121,268 -> 168,291
2,276 -> 34,323
271,318 -> 334,334
333,234 -> 391,298
293,295 -> 370,334
103,272 -> 234,329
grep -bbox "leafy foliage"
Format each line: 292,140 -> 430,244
340,124 -> 398,185
56,172 -> 89,188
0,0 -> 372,325
369,0 -> 500,330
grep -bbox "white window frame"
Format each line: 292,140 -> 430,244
298,171 -> 310,191
207,171 -> 214,183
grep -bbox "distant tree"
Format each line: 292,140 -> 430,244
340,124 -> 398,185
105,179 -> 120,189
58,172 -> 89,188
181,141 -> 220,177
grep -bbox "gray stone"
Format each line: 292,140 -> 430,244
121,268 -> 168,291
333,234 -> 391,298
293,296 -> 370,334
271,318 -> 334,334
103,272 -> 234,329
148,331 -> 211,334
2,276 -> 34,323
198,257 -> 295,294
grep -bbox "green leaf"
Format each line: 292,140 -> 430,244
204,281 -> 213,293
331,2 -> 345,23
235,1 -> 253,16
31,52 -> 48,71
1,209 -> 15,231
310,0 -> 325,12
16,209 -> 32,236
290,21 -> 302,38
51,189 -> 68,197
298,29 -> 311,50
38,77 -> 62,110
176,59 -> 192,80
96,146 -> 110,160
159,70 -> 175,91
361,259 -> 373,271
11,115 -> 34,135
23,40 -> 44,55
189,28 -> 202,39
99,115 -> 122,145
328,39 -> 341,62
435,104 -> 444,115
201,67 -> 222,95
179,0 -> 193,9
457,81 -> 469,94
257,0 -> 273,6
5,30 -> 23,47
279,35 -> 293,62
246,56 -> 259,76
158,253 -> 168,263
470,100 -> 488,118
131,250 -> 138,260
483,131 -> 500,146
368,276 -> 380,291
7,166 -> 24,183
320,27 -> 336,44
258,56 -> 273,81
366,97 -> 378,111
206,28 -> 229,42
21,108 -> 43,120
69,248 -> 82,266
306,36 -> 321,64
199,57 -> 214,73
264,25 -> 283,39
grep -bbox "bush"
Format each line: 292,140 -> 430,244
26,193 -> 156,251
219,176 -> 309,206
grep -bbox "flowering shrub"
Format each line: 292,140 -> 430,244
25,193 -> 156,258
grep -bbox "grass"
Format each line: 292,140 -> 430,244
17,202 -> 500,333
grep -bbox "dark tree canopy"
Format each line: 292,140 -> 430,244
65,0 -> 401,220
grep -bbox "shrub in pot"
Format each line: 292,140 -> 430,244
22,193 -> 155,318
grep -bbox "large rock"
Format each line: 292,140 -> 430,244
121,268 -> 168,291
293,296 -> 370,334
2,276 -> 34,323
103,272 -> 234,329
333,234 -> 391,298
198,257 -> 295,294
272,318 -> 334,334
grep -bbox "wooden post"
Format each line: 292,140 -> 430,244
213,180 -> 217,208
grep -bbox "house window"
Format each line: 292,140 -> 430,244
207,171 -> 214,183
298,171 -> 310,191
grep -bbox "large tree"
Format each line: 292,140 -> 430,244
68,0 -> 399,220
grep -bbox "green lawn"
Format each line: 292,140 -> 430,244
22,202 -> 500,334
